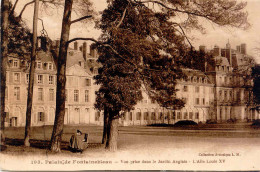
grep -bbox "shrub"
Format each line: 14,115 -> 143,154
174,120 -> 198,126
252,119 -> 260,128
206,119 -> 217,124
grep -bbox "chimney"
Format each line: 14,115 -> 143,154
74,41 -> 78,50
41,37 -> 48,51
241,43 -> 246,55
83,42 -> 87,60
236,45 -> 241,52
213,45 -> 220,56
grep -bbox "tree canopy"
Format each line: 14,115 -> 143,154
95,0 -> 249,113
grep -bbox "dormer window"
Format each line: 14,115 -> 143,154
85,78 -> 91,86
13,60 -> 19,68
48,62 -> 53,70
199,77 -> 202,83
204,78 -> 207,84
37,62 -> 42,69
193,77 -> 197,83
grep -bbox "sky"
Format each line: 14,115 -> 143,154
13,0 -> 260,63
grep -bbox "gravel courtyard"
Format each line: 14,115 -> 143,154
1,124 -> 260,171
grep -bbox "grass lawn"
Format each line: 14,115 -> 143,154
1,123 -> 260,156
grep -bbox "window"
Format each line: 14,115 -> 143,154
14,73 -> 20,82
172,112 -> 176,119
189,112 -> 193,119
237,91 -> 241,101
37,75 -> 43,84
85,78 -> 91,86
85,90 -> 89,102
151,112 -> 156,120
49,75 -> 54,84
14,87 -> 20,100
48,63 -> 53,70
183,85 -> 188,92
94,69 -> 98,75
159,112 -> 163,120
211,88 -> 214,94
37,62 -> 42,69
229,91 -> 233,100
26,74 -> 29,83
38,88 -> 43,101
136,112 -> 141,120
95,112 -> 100,121
129,112 -> 133,121
195,86 -> 200,93
177,112 -> 181,119
219,90 -> 222,100
38,112 -> 45,122
202,98 -> 205,105
144,112 -> 149,120
195,112 -> 199,119
5,112 -> 9,122
49,89 -> 54,101
195,98 -> 200,105
13,60 -> 18,68
74,90 -> 79,102
224,91 -> 227,101
184,112 -> 188,119
65,89 -> 68,102
5,87 -> 8,100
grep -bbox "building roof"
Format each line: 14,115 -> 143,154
215,56 -> 230,66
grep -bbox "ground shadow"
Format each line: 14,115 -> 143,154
2,138 -> 102,153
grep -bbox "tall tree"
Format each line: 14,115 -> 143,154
0,0 -> 10,146
50,0 -> 93,152
252,64 -> 260,110
24,0 -> 40,147
95,0 -> 249,151
50,0 -> 73,152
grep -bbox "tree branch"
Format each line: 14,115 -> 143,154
172,22 -> 193,49
137,0 -> 212,21
9,0 -> 19,16
18,0 -> 63,19
70,15 -> 92,24
18,1 -> 34,19
116,6 -> 128,28
67,38 -> 161,73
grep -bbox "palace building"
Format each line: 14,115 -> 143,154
3,40 -> 259,127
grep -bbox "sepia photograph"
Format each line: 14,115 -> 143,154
0,0 -> 260,171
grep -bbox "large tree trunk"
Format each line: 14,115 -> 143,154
24,0 -> 39,147
0,0 -> 9,146
50,0 -> 73,152
102,108 -> 109,144
106,111 -> 119,151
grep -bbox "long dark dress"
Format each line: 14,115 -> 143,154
69,133 -> 88,151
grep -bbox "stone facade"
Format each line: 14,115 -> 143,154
4,41 -> 259,127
